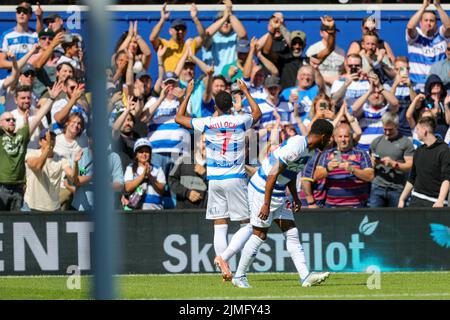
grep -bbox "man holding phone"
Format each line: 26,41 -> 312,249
331,54 -> 371,110
314,122 -> 374,208
369,112 -> 414,208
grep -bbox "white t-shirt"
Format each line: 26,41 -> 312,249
306,41 -> 345,78
57,55 -> 81,71
24,149 -> 69,211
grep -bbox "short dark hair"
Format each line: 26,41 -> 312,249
215,90 -> 233,113
310,118 -> 334,136
363,31 -> 379,41
418,116 -> 436,134
56,61 -> 74,73
64,76 -> 78,87
15,85 -> 32,97
212,75 -> 227,86
422,10 -> 437,19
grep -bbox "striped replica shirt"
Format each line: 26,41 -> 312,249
242,78 -> 268,106
331,78 -> 371,110
191,113 -> 254,181
357,103 -> 389,151
245,99 -> 293,130
124,164 -> 166,210
299,150 -> 327,207
318,147 -> 372,208
145,97 -> 191,155
406,26 -> 449,92
280,85 -> 319,117
250,135 -> 315,200
1,27 -> 38,60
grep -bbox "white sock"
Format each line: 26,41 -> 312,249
221,223 -> 253,262
213,224 -> 228,256
235,234 -> 264,278
285,227 -> 310,281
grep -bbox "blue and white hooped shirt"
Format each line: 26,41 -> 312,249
124,163 -> 166,210
191,113 -> 254,181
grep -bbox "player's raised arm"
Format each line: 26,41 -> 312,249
259,159 -> 285,221
237,78 -> 261,126
175,79 -> 195,130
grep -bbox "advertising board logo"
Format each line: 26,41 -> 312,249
429,224 -> 450,249
359,215 -> 379,236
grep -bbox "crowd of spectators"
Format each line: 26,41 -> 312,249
0,0 -> 449,212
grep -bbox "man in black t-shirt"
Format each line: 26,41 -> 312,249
398,117 -> 450,208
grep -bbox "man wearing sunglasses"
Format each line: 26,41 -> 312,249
0,2 -> 39,70
0,81 -> 61,211
149,3 -> 205,72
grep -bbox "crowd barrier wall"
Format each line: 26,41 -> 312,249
0,208 -> 449,275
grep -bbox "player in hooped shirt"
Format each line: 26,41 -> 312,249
232,119 -> 334,288
176,79 -> 262,282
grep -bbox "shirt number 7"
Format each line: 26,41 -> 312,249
217,131 -> 233,155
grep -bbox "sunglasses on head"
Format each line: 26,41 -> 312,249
16,7 -> 30,15
3,117 -> 16,123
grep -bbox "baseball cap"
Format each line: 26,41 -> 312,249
290,31 -> 306,45
264,75 -> 281,88
162,72 -> 179,83
171,19 -> 187,29
236,39 -> 250,54
21,63 -> 36,75
38,28 -> 56,39
39,128 -> 56,140
43,13 -> 62,25
136,71 -> 151,80
133,138 -> 152,153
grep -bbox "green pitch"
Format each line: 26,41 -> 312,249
0,272 -> 449,300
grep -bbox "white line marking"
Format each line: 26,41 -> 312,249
1,271 -> 450,278
162,293 -> 450,300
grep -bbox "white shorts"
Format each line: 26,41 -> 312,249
248,182 -> 294,228
206,178 -> 250,221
